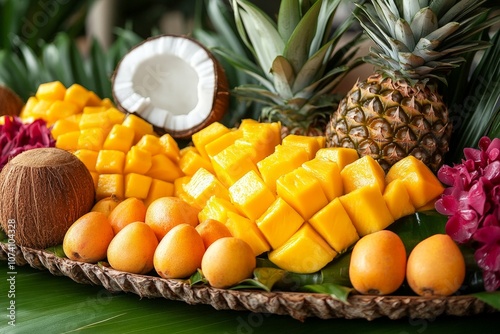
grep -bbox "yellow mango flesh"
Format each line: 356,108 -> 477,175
211,144 -> 259,187
35,81 -> 66,101
122,114 -> 155,144
78,128 -> 106,151
386,156 -> 444,208
124,146 -> 152,175
276,167 -> 328,221
64,83 -> 90,108
198,196 -> 239,224
144,179 -> 175,208
301,158 -> 343,201
383,178 -> 416,220
55,130 -> 80,151
73,149 -> 98,172
124,173 -> 153,199
315,147 -> 359,170
205,129 -> 243,159
159,133 -> 181,163
309,197 -> 359,253
268,223 -> 337,274
237,121 -> 281,163
136,134 -> 163,155
179,150 -> 215,175
256,197 -> 304,249
191,121 -> 230,160
95,150 -> 125,174
257,145 -> 309,193
282,134 -> 321,160
183,168 -> 230,210
103,124 -> 135,152
339,185 -> 394,236
341,155 -> 386,193
146,154 -> 184,183
228,170 -> 276,221
96,174 -> 124,200
225,212 -> 270,256
50,119 -> 79,140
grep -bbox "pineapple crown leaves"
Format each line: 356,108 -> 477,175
355,0 -> 500,85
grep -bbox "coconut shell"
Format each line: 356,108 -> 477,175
0,148 -> 95,249
0,86 -> 24,116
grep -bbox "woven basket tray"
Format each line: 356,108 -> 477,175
1,242 -> 496,321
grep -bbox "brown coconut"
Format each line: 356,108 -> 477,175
0,148 -> 95,249
0,86 -> 24,116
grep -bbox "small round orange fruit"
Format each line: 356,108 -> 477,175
406,234 -> 465,296
63,211 -> 114,263
91,195 -> 122,217
107,221 -> 158,274
145,196 -> 200,241
196,219 -> 232,249
154,223 -> 205,279
108,197 -> 147,234
349,230 -> 407,295
201,237 -> 256,289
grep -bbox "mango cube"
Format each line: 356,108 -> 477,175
35,81 -> 66,101
257,145 -> 309,193
95,150 -> 126,174
159,133 -> 181,162
282,134 -> 321,160
339,185 -> 394,236
105,107 -> 126,125
122,114 -> 155,144
173,176 -> 194,205
73,149 -> 98,172
316,147 -> 359,170
83,106 -> 106,114
302,158 -> 343,201
228,170 -> 276,221
96,174 -> 124,200
268,223 -> 337,274
124,173 -> 153,199
198,196 -> 239,224
31,99 -> 53,122
124,146 -> 152,175
205,129 -> 242,159
383,178 -> 416,220
276,167 -> 328,220
385,155 -> 445,208
146,154 -> 184,183
340,155 -> 386,194
236,121 -> 281,163
47,100 -> 79,122
225,211 -> 270,256
191,121 -> 230,160
78,128 -> 106,151
179,149 -> 214,175
144,179 -> 175,207
79,111 -> 113,132
55,130 -> 80,151
103,124 -> 135,152
51,119 -> 79,139
64,83 -> 89,109
86,90 -> 103,106
309,198 -> 359,253
256,198 -> 304,249
136,134 -> 162,155
20,96 -> 39,118
211,144 -> 259,187
183,168 -> 230,209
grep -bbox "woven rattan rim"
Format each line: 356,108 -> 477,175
0,242 -> 496,321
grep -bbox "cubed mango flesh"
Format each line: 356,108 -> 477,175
228,170 -> 276,221
35,81 -> 66,101
256,197 -> 304,249
385,155 -> 445,208
124,173 -> 153,199
123,146 -> 152,175
191,121 -> 230,160
64,83 -> 90,109
268,223 -> 337,274
79,110 -> 114,132
282,134 -> 321,160
316,147 -> 359,170
276,167 -> 328,220
146,154 -> 184,183
198,196 -> 239,225
179,149 -> 214,175
77,128 -> 107,151
257,145 -> 309,193
73,149 -> 98,172
103,124 -> 135,152
225,211 -> 270,256
47,100 -> 79,122
211,144 -> 259,187
309,198 -> 359,253
237,121 -> 281,163
183,168 -> 230,209
302,158 -> 343,201
51,119 -> 79,140
159,133 -> 181,162
96,174 -> 124,200
341,155 -> 386,194
95,150 -> 126,174
144,179 -> 175,208
205,129 -> 243,159
339,185 -> 394,236
55,130 -> 80,151
122,114 -> 155,144
383,178 -> 415,220
136,134 -> 162,155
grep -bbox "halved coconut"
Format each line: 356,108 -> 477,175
112,35 -> 229,139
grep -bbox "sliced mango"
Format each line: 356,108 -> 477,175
73,149 -> 98,172
35,81 -> 66,101
211,144 -> 259,187
179,149 -> 214,175
183,168 -> 230,210
77,128 -> 106,151
159,133 -> 181,163
122,114 -> 155,144
340,155 -> 386,193
309,198 -> 359,253
191,121 -> 230,160
144,179 -> 175,208
276,167 -> 328,220
146,154 -> 184,183
95,150 -> 126,174
96,174 -> 124,200
339,185 -> 394,236
302,158 -> 343,201
123,146 -> 152,175
383,178 -> 415,221
385,155 -> 445,208
205,129 -> 242,159
136,134 -> 163,155
256,197 -> 304,249
124,173 -> 153,199
198,196 -> 239,224
282,134 -> 321,160
103,124 -> 135,152
64,83 -> 90,109
51,119 -> 79,140
268,223 -> 337,274
225,211 -> 270,256
228,170 -> 275,221
315,147 -> 359,170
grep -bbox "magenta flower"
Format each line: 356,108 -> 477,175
435,136 -> 500,292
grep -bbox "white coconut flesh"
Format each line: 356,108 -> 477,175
112,35 -> 228,138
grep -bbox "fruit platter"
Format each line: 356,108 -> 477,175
1,0 -> 500,327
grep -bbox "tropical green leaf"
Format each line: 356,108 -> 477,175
253,267 -> 286,291
473,291 -> 500,310
277,0 -> 301,43
45,244 -> 66,258
271,56 -> 294,99
301,283 -> 354,304
487,109 -> 500,138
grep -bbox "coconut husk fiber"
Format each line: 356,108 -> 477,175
0,242 -> 496,321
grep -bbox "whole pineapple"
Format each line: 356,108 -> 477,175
326,0 -> 500,173
225,0 -> 363,136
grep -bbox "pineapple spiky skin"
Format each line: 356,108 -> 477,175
326,74 -> 451,173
